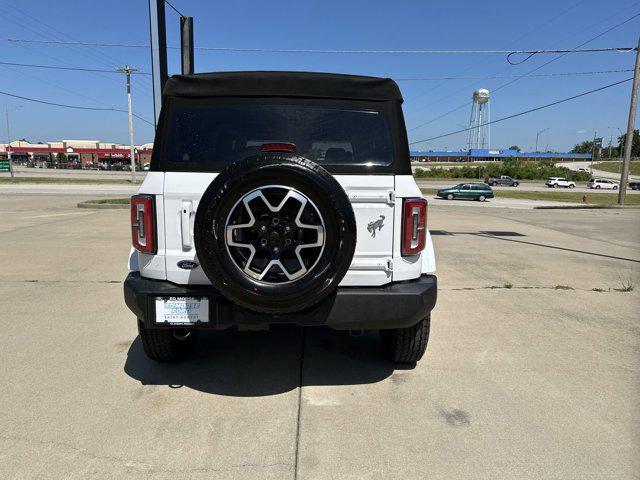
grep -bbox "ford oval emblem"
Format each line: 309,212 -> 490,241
177,260 -> 199,270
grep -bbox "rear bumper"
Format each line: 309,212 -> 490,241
124,272 -> 437,330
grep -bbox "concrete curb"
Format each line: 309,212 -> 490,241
533,205 -> 640,210
77,201 -> 129,209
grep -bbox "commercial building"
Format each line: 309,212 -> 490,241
0,140 -> 153,168
411,148 -> 592,162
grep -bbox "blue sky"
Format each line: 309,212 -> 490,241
1,0 -> 638,151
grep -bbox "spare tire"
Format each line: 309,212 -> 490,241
194,153 -> 356,314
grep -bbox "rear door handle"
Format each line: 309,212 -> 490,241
181,200 -> 193,251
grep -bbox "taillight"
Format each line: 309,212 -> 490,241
402,198 -> 427,256
260,142 -> 296,153
131,195 -> 156,254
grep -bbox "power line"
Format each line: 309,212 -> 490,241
3,38 -> 636,55
403,0 -> 589,106
164,0 -> 184,17
396,69 -> 634,81
0,60 -> 626,80
491,12 -> 640,96
407,11 -> 640,131
0,90 -> 154,126
508,11 -> 640,64
0,61 -> 151,75
409,78 -> 633,145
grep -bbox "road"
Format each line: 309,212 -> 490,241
415,179 -> 640,194
1,194 -> 638,479
557,160 -> 639,181
1,165 -> 149,181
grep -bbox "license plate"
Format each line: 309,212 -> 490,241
155,297 -> 209,324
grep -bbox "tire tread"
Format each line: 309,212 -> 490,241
381,316 -> 430,364
138,320 -> 198,362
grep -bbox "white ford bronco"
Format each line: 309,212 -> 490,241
124,71 -> 437,364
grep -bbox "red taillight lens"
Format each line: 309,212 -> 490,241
260,142 -> 296,153
131,195 -> 156,254
402,198 -> 427,256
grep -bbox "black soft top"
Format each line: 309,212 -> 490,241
163,71 -> 403,103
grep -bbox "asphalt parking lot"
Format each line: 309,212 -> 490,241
0,194 -> 638,479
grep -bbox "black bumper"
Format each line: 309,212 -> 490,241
124,272 -> 437,330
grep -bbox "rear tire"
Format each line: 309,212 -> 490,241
138,320 -> 198,362
380,316 -> 430,364
491,181 -> 497,186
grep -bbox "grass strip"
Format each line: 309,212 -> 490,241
0,177 -> 141,185
421,188 -> 640,205
84,198 -> 130,205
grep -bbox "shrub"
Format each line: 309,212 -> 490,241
413,160 -> 591,181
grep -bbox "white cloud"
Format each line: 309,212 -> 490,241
576,129 -> 587,134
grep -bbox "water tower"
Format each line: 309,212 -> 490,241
466,88 -> 490,150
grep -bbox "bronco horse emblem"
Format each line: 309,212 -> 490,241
367,215 -> 385,237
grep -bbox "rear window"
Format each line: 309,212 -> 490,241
160,100 -> 394,169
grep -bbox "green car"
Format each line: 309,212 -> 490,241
436,183 -> 494,202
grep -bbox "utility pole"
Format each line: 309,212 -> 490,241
590,131 -> 597,175
618,37 -> 640,205
5,105 -> 22,178
117,65 -> 138,183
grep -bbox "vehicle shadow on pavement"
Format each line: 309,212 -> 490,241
123,326 -> 396,397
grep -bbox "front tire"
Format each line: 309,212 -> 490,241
569,184 -> 575,189
380,316 -> 430,364
138,320 -> 199,362
512,182 -> 519,187
613,185 -> 619,190
446,193 -> 454,200
478,194 -> 486,202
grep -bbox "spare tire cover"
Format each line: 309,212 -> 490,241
194,153 -> 356,314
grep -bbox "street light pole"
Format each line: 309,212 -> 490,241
618,36 -> 640,205
117,65 -> 139,183
5,105 -> 22,179
535,128 -> 549,152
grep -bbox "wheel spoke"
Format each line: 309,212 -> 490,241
224,185 -> 325,284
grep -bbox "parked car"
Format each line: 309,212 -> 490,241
484,175 -> 519,187
436,183 -> 494,201
587,178 -> 619,190
545,177 -> 575,188
629,181 -> 640,190
124,71 -> 437,364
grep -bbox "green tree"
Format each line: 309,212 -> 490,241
55,152 -> 67,164
617,129 -> 640,157
570,140 -> 593,154
508,145 -> 521,151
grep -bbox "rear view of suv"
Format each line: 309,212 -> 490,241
545,177 -> 576,188
124,72 -> 437,364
